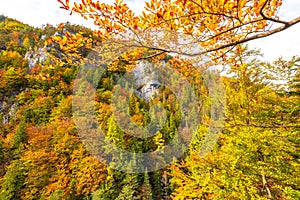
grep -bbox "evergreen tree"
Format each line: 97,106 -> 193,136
140,172 -> 153,200
116,184 -> 137,200
12,119 -> 27,153
153,169 -> 165,199
92,181 -> 118,200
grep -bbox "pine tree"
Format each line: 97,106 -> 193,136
92,181 -> 118,200
116,184 -> 136,200
151,169 -> 164,199
140,172 -> 153,200
129,92 -> 137,116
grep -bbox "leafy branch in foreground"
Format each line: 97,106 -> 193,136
58,0 -> 300,61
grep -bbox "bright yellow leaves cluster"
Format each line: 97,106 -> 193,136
50,31 -> 92,65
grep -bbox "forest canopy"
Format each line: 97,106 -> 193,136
0,0 -> 299,199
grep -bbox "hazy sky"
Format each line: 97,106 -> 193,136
0,0 -> 299,61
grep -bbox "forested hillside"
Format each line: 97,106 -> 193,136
0,13 -> 299,200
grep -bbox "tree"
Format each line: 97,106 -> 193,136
116,173 -> 139,200
140,172 -> 153,200
288,58 -> 300,95
0,160 -> 27,200
22,36 -> 30,50
0,18 -> 111,200
116,184 -> 137,200
12,119 -> 27,152
169,46 -> 300,199
58,0 -> 300,60
0,15 -> 6,22
92,180 -> 118,200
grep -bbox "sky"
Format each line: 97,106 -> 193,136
0,0 -> 299,61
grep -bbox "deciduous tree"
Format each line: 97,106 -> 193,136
58,0 -> 300,60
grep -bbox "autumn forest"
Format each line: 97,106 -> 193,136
0,0 -> 299,199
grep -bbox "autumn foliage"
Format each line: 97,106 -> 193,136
0,0 -> 299,199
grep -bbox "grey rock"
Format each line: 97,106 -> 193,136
133,61 -> 161,100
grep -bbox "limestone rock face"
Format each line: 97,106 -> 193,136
25,47 -> 48,70
133,61 -> 161,100
2,102 -> 18,125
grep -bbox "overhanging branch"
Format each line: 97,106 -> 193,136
134,16 -> 300,57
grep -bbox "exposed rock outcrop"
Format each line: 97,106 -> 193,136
133,61 -> 161,100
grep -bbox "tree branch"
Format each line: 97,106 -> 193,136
260,0 -> 289,25
147,16 -> 300,57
